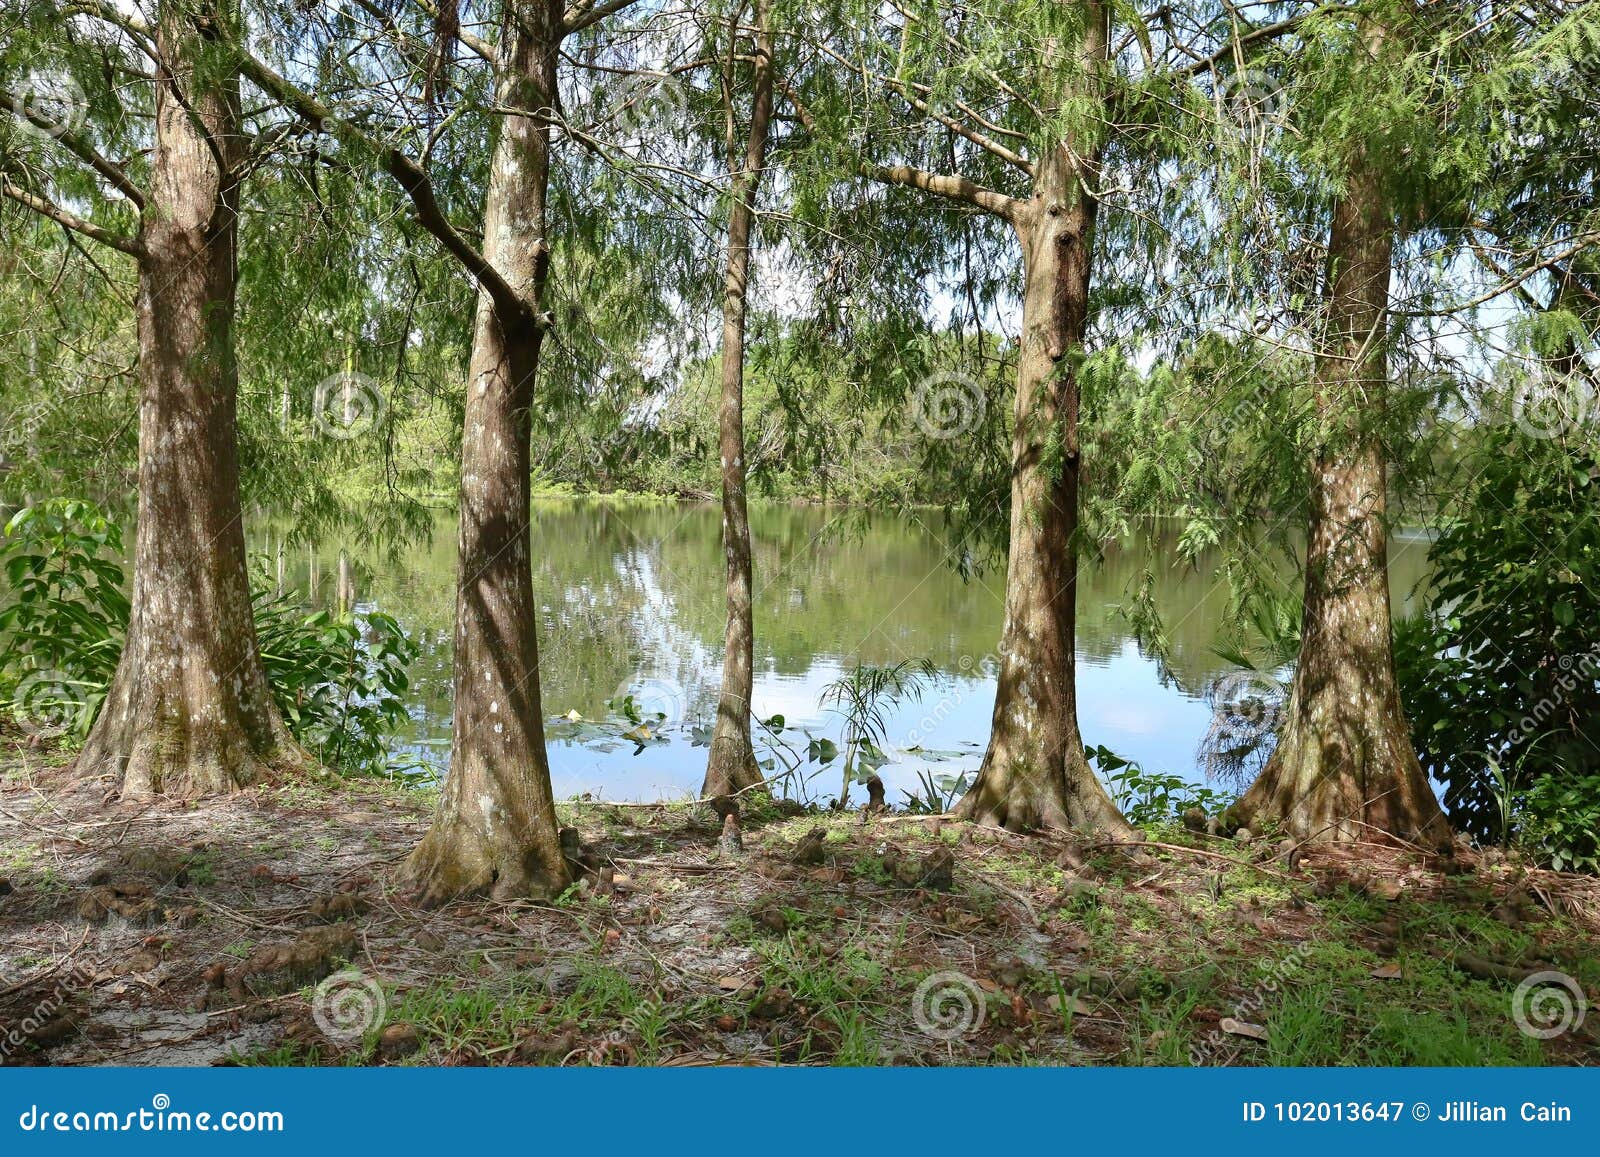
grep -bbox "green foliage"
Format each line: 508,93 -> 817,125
1394,421 -> 1600,867
1086,743 -> 1233,825
603,692 -> 668,730
0,500 -> 417,777
253,587 -> 421,779
820,658 -> 938,806
1520,773 -> 1600,875
902,768 -> 974,814
554,324 -> 1015,511
0,500 -> 127,732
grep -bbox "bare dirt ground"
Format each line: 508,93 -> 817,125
3,738 -> 1598,1067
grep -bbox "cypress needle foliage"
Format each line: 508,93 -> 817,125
3,0 -> 1600,858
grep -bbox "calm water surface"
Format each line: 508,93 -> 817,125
254,500 -> 1432,806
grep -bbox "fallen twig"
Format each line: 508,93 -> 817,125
1086,840 -> 1300,883
0,927 -> 93,998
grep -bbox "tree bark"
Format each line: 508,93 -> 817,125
1230,75 -> 1450,849
405,0 -> 571,904
76,0 -> 302,798
702,1 -> 776,826
954,5 -> 1132,836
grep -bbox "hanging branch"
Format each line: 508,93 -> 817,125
775,77 -> 1023,221
0,86 -> 146,209
0,176 -> 144,256
235,52 -> 544,331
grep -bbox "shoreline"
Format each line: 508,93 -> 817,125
3,743 -> 1594,1068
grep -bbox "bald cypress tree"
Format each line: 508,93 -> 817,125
1158,1 -> 1585,846
1229,82 -> 1449,846
785,0 -> 1283,833
701,0 -> 777,843
3,0 -> 304,797
239,0 -> 670,899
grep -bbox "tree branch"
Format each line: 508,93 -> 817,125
806,36 -> 1033,174
1174,5 -> 1333,80
235,51 -> 541,330
351,0 -> 497,67
0,176 -> 143,256
1392,231 -> 1600,317
867,162 -> 1023,219
775,77 -> 1022,221
890,81 -> 1033,174
63,0 -> 158,58
564,0 -> 642,36
0,87 -> 146,209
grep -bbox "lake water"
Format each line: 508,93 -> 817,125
254,500 -> 1432,808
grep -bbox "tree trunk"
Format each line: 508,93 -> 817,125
405,0 -> 571,904
702,2 -> 776,828
76,0 -> 302,799
955,8 -> 1131,836
1230,107 -> 1449,849
336,551 -> 355,614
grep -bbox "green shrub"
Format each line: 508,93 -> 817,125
253,586 -> 421,777
0,499 -> 418,777
0,500 -> 126,731
1519,773 -> 1600,874
1394,422 -> 1600,869
1088,744 -> 1234,825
